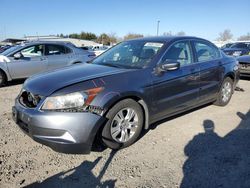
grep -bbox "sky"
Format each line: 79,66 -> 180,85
0,0 -> 250,41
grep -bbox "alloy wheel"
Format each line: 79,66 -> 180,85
221,81 -> 232,103
110,108 -> 139,143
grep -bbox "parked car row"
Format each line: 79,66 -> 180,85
0,41 -> 96,86
12,36 -> 240,154
221,42 -> 250,57
0,45 -> 12,54
237,55 -> 250,77
81,45 -> 110,56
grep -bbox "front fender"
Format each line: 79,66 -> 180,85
94,91 -> 150,129
0,62 -> 11,81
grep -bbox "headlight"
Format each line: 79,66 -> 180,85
0,55 -> 10,63
42,87 -> 103,110
232,51 -> 242,56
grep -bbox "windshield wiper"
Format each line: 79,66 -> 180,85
99,62 -> 125,68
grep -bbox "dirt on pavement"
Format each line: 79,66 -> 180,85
0,79 -> 249,188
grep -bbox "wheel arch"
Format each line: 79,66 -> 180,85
0,68 -> 9,81
103,94 -> 150,130
224,71 -> 235,81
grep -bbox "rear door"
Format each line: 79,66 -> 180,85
45,44 -> 72,70
151,40 -> 200,121
192,40 -> 223,103
7,44 -> 48,79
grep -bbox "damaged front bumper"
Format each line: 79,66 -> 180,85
12,99 -> 106,154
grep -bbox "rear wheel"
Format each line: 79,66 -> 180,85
214,77 -> 233,106
0,70 -> 6,87
101,99 -> 144,150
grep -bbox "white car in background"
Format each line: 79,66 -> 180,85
81,45 -> 110,56
0,41 -> 96,86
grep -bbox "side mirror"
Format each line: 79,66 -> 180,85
14,52 -> 22,60
158,60 -> 180,72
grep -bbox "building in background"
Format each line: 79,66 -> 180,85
0,38 -> 26,45
24,35 -> 101,47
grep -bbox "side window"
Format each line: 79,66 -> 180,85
162,41 -> 192,67
20,45 -> 44,57
46,45 -> 66,55
194,41 -> 220,62
65,46 -> 72,54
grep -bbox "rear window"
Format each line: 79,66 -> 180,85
45,45 -> 66,55
194,41 -> 221,62
65,46 -> 72,54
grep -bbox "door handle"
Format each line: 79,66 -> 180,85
187,75 -> 199,81
40,57 -> 46,61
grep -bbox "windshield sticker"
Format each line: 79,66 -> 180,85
144,42 -> 163,48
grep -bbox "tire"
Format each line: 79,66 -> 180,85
214,77 -> 233,106
101,99 -> 144,150
0,70 -> 6,87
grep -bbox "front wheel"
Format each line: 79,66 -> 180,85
101,99 -> 144,150
214,77 -> 233,106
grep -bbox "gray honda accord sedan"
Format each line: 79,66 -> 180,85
13,36 -> 240,154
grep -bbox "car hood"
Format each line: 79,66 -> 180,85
24,63 -> 131,96
237,55 -> 250,63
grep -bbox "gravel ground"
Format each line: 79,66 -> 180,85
0,79 -> 249,188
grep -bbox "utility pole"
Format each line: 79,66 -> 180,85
157,20 -> 160,36
4,25 -> 6,39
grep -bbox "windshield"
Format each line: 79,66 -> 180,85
92,41 -> 164,69
1,45 -> 22,56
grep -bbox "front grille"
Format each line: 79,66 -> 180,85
240,63 -> 250,70
19,90 -> 42,108
18,120 -> 29,133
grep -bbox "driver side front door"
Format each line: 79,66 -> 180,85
151,40 -> 200,122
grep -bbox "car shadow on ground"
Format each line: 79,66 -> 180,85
180,109 -> 250,188
3,79 -> 26,87
240,76 -> 250,81
25,150 -> 117,188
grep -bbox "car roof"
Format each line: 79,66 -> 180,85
127,36 -> 207,43
22,41 -> 75,46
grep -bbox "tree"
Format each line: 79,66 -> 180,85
69,33 -> 80,39
68,32 -> 97,40
97,33 -> 110,45
124,33 -> 144,40
163,31 -> 185,36
96,33 -> 118,45
79,32 -> 97,40
238,33 -> 250,41
108,32 -> 117,45
176,31 -> 186,36
217,29 -> 233,41
163,31 -> 173,36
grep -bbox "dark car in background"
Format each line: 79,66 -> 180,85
0,45 -> 12,54
223,42 -> 250,56
12,36 -> 239,154
220,42 -> 233,49
237,55 -> 250,77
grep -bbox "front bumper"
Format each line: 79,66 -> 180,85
12,100 -> 106,154
239,69 -> 250,77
